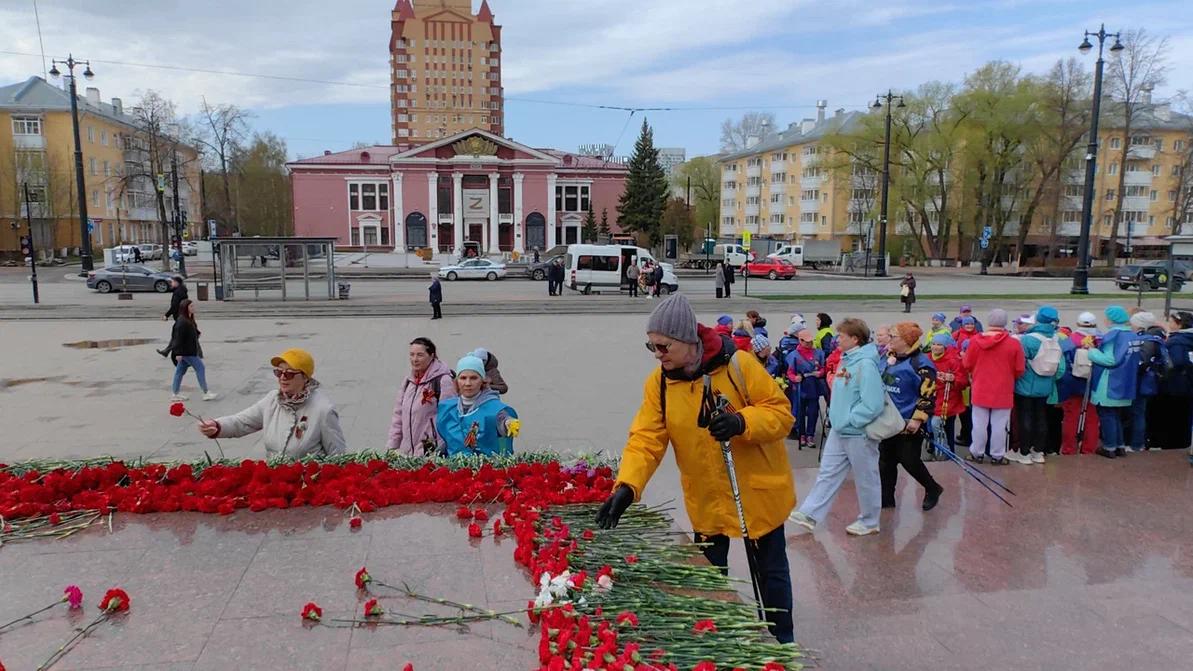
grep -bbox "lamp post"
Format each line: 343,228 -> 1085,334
1071,24 -> 1124,295
48,55 -> 95,275
872,90 -> 905,278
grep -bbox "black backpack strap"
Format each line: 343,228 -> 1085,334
659,372 -> 667,423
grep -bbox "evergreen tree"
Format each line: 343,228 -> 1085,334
582,206 -> 598,243
616,119 -> 669,246
599,207 -> 610,237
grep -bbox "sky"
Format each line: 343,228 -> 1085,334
1,0 -> 1191,162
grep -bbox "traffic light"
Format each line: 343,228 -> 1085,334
19,234 -> 33,257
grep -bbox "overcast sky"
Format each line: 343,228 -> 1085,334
1,0 -> 1190,160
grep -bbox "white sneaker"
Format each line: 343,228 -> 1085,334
787,510 -> 816,532
1030,450 -> 1045,464
845,521 -> 880,536
170,394 -> 188,401
1010,451 -> 1033,464
1148,447 -> 1162,452
202,392 -> 219,401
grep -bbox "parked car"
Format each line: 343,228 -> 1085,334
438,258 -> 507,281
182,241 -> 198,256
526,254 -> 564,281
136,243 -> 162,260
741,257 -> 798,280
1117,260 -> 1192,291
111,245 -> 140,263
86,265 -> 175,293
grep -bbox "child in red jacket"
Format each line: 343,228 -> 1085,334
928,333 -> 969,458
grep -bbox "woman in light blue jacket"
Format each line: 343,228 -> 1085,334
788,318 -> 887,537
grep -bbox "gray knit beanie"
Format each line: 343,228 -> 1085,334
988,308 -> 1008,328
647,294 -> 699,344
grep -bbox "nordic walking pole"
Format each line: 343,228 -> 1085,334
1075,371 -> 1093,455
712,394 -> 767,623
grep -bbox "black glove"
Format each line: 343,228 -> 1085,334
708,412 -> 746,442
595,484 -> 634,530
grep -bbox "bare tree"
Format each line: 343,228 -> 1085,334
1169,93 -> 1193,234
196,99 -> 251,235
719,112 -> 777,152
1103,28 -> 1169,266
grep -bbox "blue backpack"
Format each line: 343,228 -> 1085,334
1134,333 -> 1170,397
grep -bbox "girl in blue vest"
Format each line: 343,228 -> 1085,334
1084,306 -> 1138,458
437,355 -> 519,458
879,322 -> 943,511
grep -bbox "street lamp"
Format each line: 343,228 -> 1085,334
872,90 -> 905,277
49,55 -> 96,275
1071,24 -> 1124,295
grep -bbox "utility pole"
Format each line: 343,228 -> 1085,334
49,55 -> 95,274
21,183 -> 41,304
872,90 -> 905,278
171,150 -> 187,276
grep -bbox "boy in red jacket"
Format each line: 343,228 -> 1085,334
962,309 -> 1025,464
928,333 -> 968,458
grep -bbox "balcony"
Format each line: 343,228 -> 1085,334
746,185 -> 761,198
1122,196 -> 1151,211
764,221 -> 789,236
21,202 -> 50,218
721,204 -> 736,215
800,199 -> 820,212
1124,171 -> 1153,186
800,175 -> 824,188
1064,169 -> 1085,184
13,134 -> 46,150
799,222 -> 817,235
746,165 -> 761,178
1057,222 -> 1082,237
1126,144 -> 1156,160
1062,195 -> 1084,210
745,204 -> 760,217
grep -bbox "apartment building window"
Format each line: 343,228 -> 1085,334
103,160 -> 110,176
1125,161 -> 1144,172
801,189 -> 819,201
397,114 -> 409,123
87,126 -> 95,143
771,172 -> 787,183
769,213 -> 785,224
1064,184 -> 1084,197
745,216 -> 760,226
770,193 -> 782,204
348,182 -> 389,210
89,158 -> 97,175
771,152 -> 787,161
723,181 -> 736,190
821,215 -> 828,227
1170,190 -> 1178,202
91,189 -> 99,206
1105,189 -> 1115,201
1174,166 -> 1184,177
1108,162 -> 1118,176
1152,164 -> 1161,176
801,167 -> 822,179
100,130 -> 108,146
746,196 -> 760,206
1130,135 -> 1151,146
1151,190 -> 1159,201
1123,211 -> 1146,223
1175,140 -> 1186,152
800,212 -> 816,224
788,196 -> 797,206
12,116 -> 41,135
1109,137 -> 1121,149
1154,139 -> 1164,151
723,198 -> 735,208
1125,185 -> 1148,197
396,70 -> 409,79
851,188 -> 874,200
722,216 -> 736,227
747,176 -> 761,186
1061,211 -> 1081,224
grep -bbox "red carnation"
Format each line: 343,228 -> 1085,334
762,663 -> 786,671
472,508 -> 489,521
402,664 -> 414,671
363,598 -> 384,617
582,529 -> 594,541
492,519 -> 504,536
455,505 -> 473,520
693,619 -> 717,634
48,512 -> 61,525
467,522 -> 482,538
624,554 -> 639,564
355,567 -> 372,589
615,611 -> 638,627
169,402 -> 185,417
301,602 -> 322,621
693,662 -> 716,671
349,515 -> 362,529
99,588 -> 130,613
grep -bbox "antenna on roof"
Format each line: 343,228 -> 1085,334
33,0 -> 48,79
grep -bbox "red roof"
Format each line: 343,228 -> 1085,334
289,145 -> 412,167
477,0 -> 494,22
394,0 -> 414,20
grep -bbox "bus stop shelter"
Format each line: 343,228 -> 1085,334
213,237 -> 338,300
1163,235 -> 1193,317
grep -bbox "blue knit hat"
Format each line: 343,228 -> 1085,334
716,314 -> 733,326
931,332 -> 955,347
961,315 -> 976,326
932,312 -> 946,323
751,334 -> 771,354
1105,305 -> 1129,324
455,355 -> 486,377
1036,306 -> 1059,324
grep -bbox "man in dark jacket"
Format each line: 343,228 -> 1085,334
429,273 -> 443,319
652,264 -> 665,297
722,261 -> 735,298
548,259 -> 565,296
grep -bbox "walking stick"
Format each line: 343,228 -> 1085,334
1075,372 -> 1094,455
711,393 -> 767,624
929,377 -> 954,461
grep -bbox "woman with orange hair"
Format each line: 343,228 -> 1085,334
878,322 -> 944,511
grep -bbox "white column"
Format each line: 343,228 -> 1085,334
426,173 -> 439,250
546,173 -> 558,250
392,173 -> 404,252
452,172 -> 464,254
487,172 -> 500,254
513,172 -> 525,254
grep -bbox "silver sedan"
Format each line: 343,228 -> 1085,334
86,265 -> 175,293
438,258 -> 507,281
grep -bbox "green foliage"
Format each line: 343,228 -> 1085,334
659,197 -> 698,249
581,206 -> 598,243
598,207 -> 610,236
616,119 -> 669,247
672,156 -> 720,233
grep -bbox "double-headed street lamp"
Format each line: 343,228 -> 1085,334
872,90 -> 905,278
48,55 -> 96,274
1071,25 -> 1124,295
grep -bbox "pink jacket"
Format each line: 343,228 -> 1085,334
386,358 -> 458,455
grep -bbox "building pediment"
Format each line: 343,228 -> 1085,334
422,9 -> 472,22
391,128 -> 557,164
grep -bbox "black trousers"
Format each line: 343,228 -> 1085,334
1150,393 -> 1193,449
628,281 -> 638,297
880,432 -> 941,504
1046,403 -> 1064,453
1013,394 -> 1049,454
431,301 -> 441,319
697,524 -> 794,644
958,406 -> 973,445
547,279 -> 558,295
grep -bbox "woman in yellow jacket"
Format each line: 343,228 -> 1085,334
596,293 -> 797,643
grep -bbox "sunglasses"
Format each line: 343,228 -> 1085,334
272,368 -> 303,381
645,341 -> 672,354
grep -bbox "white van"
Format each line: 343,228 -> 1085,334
714,243 -> 750,268
768,243 -> 804,267
564,244 -> 679,295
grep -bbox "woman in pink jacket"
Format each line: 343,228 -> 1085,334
386,337 -> 457,455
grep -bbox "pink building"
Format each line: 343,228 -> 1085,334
288,129 -> 628,254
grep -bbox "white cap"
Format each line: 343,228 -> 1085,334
1077,311 -> 1097,327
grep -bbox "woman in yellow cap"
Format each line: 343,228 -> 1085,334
198,348 -> 347,458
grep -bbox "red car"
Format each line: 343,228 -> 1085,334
741,257 -> 797,280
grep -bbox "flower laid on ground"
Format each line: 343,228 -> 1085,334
63,585 -> 83,610
472,508 -> 489,521
692,619 -> 717,634
467,522 -> 483,538
363,599 -> 384,617
615,611 -> 639,627
581,529 -> 594,540
48,512 -> 61,525
354,567 -> 372,589
455,505 -> 473,520
402,664 -> 413,671
98,588 -> 130,613
349,515 -> 362,529
169,402 -> 185,417
492,519 -> 504,536
624,554 -> 639,564
301,602 -> 322,622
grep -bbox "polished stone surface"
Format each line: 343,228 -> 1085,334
2,454 -> 1191,669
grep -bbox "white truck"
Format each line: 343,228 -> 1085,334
769,240 -> 841,269
678,243 -> 750,270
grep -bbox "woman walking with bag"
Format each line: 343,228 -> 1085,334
899,273 -> 916,313
167,299 -> 217,402
789,318 -> 886,536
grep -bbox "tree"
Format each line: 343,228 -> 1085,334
196,99 -> 251,235
1169,94 -> 1193,234
672,156 -> 720,234
616,119 -> 669,247
659,197 -> 698,249
581,206 -> 598,243
1104,28 -> 1169,265
599,207 -> 610,237
719,112 -> 777,152
229,132 -> 292,236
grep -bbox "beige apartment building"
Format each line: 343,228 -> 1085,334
389,0 -> 504,143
